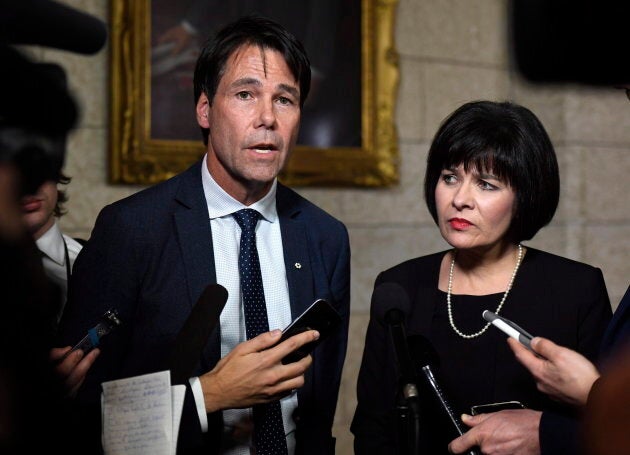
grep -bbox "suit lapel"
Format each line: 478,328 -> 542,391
276,185 -> 314,319
173,162 -> 217,306
276,185 -> 316,413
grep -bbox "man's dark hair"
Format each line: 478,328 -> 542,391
424,100 -> 559,242
193,14 -> 311,145
54,173 -> 71,217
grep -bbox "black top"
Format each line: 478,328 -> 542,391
433,291 -> 509,413
352,248 -> 612,455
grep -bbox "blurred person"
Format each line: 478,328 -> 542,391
0,1 -> 107,452
21,174 -> 85,325
58,15 -> 350,455
352,100 -> 612,455
581,341 -> 630,455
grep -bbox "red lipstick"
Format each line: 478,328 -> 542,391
449,218 -> 472,230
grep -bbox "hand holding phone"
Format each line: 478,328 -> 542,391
483,310 -> 534,351
471,400 -> 525,415
276,299 -> 342,364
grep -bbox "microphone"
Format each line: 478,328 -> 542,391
0,0 -> 107,54
168,284 -> 228,384
372,282 -> 421,454
371,282 -> 418,402
407,334 -> 480,455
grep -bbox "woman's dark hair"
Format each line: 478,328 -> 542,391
193,14 -> 311,145
424,100 -> 559,241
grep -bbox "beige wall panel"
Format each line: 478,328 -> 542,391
338,143 -> 430,225
583,146 -> 630,221
396,58 -> 426,142
423,63 -> 510,140
397,0 -> 507,65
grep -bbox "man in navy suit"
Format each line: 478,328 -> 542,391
58,15 -> 350,455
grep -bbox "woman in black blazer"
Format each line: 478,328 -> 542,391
351,101 -> 612,455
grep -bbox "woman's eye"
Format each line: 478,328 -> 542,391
479,180 -> 498,190
442,174 -> 457,184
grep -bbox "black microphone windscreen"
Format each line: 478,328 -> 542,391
407,334 -> 440,368
0,0 -> 107,54
169,284 -> 228,384
511,0 -> 630,85
371,282 -> 411,324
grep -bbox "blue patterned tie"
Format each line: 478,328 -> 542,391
232,209 -> 288,455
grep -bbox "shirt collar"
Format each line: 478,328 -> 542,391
200,154 -> 278,223
35,220 -> 65,266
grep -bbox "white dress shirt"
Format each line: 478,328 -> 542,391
190,155 -> 296,454
35,220 -> 83,322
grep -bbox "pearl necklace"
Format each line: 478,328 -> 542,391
447,244 -> 523,339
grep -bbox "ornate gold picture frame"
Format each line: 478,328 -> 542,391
109,0 -> 399,187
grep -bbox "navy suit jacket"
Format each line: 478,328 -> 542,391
599,285 -> 630,365
58,160 -> 350,454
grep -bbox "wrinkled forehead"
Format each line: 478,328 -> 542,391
223,43 -> 294,82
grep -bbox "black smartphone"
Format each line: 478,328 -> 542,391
471,400 -> 525,415
277,298 -> 342,364
62,308 -> 122,360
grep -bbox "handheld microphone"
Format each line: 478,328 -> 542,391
372,282 -> 421,454
168,284 -> 228,384
0,0 -> 107,55
371,282 -> 417,401
407,334 -> 480,455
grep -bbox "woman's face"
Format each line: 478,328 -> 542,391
434,164 -> 517,252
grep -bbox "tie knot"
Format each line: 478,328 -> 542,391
232,208 -> 261,232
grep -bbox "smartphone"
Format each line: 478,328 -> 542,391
471,400 -> 525,415
277,298 -> 342,364
482,310 -> 535,351
62,308 -> 122,359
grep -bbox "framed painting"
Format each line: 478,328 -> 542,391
109,0 -> 399,187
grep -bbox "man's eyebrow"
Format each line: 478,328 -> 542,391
229,78 -> 299,99
230,77 -> 261,89
277,83 -> 299,100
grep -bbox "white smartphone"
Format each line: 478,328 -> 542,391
482,310 -> 534,351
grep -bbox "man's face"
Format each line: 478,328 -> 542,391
21,180 -> 57,240
196,44 -> 301,204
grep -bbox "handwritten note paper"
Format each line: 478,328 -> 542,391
102,371 -> 184,455
171,384 -> 186,454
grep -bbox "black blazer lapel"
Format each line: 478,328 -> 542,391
172,162 -> 222,370
276,185 -> 317,422
173,161 -> 217,303
276,185 -> 314,319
